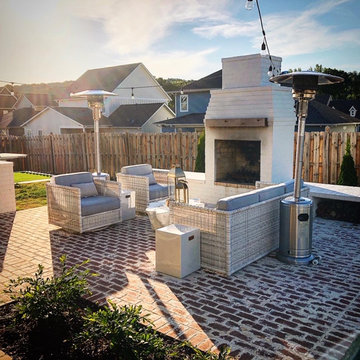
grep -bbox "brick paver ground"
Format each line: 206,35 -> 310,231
0,206 -> 359,359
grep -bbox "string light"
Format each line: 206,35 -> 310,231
131,87 -> 135,99
247,0 -> 278,77
245,0 -> 254,10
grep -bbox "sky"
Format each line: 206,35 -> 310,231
0,0 -> 359,85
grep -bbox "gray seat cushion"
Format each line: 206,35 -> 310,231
52,172 -> 93,187
258,185 -> 285,202
217,192 -> 259,211
149,184 -> 168,200
81,196 -> 120,216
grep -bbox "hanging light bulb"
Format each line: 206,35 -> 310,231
261,41 -> 266,56
267,65 -> 273,77
180,88 -> 184,95
131,87 -> 135,100
245,0 -> 254,10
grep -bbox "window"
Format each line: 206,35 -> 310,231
180,95 -> 188,112
38,130 -> 43,136
349,106 -> 357,118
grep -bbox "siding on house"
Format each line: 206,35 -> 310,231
175,92 -> 211,117
24,108 -> 84,135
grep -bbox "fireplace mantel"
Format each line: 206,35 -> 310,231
206,118 -> 268,128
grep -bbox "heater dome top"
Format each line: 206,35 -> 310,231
269,71 -> 343,91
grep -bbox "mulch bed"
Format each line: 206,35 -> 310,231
0,300 -> 201,360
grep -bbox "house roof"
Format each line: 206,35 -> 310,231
0,95 -> 17,109
108,103 -> 164,128
329,99 -> 360,119
22,93 -> 56,107
305,100 -> 360,126
155,113 -> 205,127
69,63 -> 141,93
52,107 -> 111,127
0,108 -> 39,128
183,70 -> 222,91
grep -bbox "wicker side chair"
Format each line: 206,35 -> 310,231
116,164 -> 168,213
46,172 -> 122,233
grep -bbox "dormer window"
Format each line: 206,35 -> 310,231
180,94 -> 188,112
349,106 -> 357,117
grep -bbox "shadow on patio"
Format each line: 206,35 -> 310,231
0,206 -> 359,359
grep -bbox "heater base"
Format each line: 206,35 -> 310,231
277,252 -> 315,265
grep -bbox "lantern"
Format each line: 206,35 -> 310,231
167,165 -> 189,203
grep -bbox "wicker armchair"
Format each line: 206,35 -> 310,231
116,164 -> 168,213
46,172 -> 122,233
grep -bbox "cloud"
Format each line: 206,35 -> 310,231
65,0 -> 230,55
192,0 -> 359,57
119,48 -> 218,79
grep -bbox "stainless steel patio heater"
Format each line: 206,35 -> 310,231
270,71 -> 343,264
70,90 -> 116,180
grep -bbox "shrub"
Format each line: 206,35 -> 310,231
195,131 -> 205,172
5,255 -> 94,325
337,139 -> 358,186
77,301 -> 167,359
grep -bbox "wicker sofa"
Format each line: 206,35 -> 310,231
46,172 -> 122,233
170,180 -> 309,277
116,164 -> 168,213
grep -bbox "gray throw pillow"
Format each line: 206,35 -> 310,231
71,182 -> 98,198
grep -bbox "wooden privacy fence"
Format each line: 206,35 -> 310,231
1,131 -> 360,184
0,132 -> 199,179
294,131 -> 360,184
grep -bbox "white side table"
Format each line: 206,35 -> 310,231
146,200 -> 170,230
156,224 -> 200,278
121,190 -> 136,221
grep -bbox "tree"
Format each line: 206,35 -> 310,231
194,131 -> 205,172
337,139 -> 358,186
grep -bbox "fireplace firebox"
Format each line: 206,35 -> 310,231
215,140 -> 260,185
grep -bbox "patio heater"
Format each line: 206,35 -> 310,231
270,71 -> 343,264
70,90 -> 116,180
167,165 -> 189,203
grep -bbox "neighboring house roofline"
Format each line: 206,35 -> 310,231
136,63 -> 172,102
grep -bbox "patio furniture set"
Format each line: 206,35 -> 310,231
46,164 -> 307,277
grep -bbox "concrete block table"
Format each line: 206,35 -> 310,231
156,224 -> 200,278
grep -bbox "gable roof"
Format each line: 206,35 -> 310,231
329,99 -> 360,119
0,108 -> 39,128
69,63 -> 141,93
52,107 -> 111,127
108,103 -> 164,128
183,70 -> 222,92
14,93 -> 56,108
0,94 -> 17,109
305,100 -> 360,126
155,113 -> 205,127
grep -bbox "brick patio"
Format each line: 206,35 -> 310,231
0,206 -> 359,359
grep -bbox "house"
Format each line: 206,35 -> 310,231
64,63 -> 171,117
329,99 -> 360,120
1,62 -> 175,135
299,100 -> 360,132
14,93 -> 56,111
156,70 -> 222,132
0,103 -> 174,136
0,87 -> 17,133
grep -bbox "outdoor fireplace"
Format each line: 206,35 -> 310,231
204,54 -> 296,193
215,140 -> 260,185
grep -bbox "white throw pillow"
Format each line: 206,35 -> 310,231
71,182 -> 98,198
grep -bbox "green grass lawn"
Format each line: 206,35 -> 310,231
14,172 -> 51,183
15,182 -> 48,211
